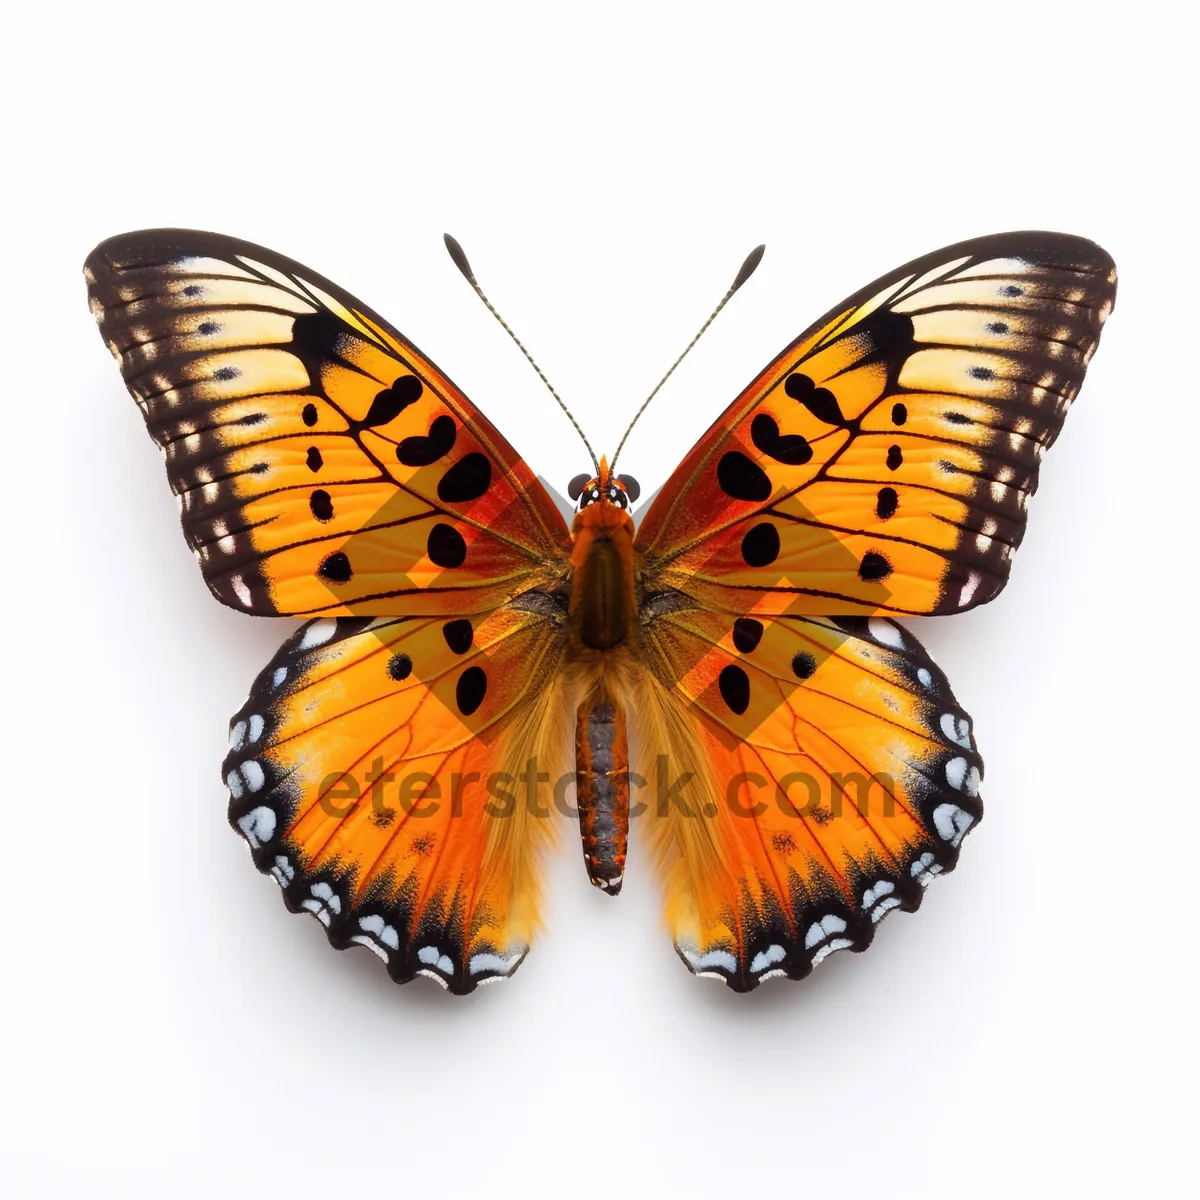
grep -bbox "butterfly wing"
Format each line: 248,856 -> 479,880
638,609 -> 982,989
226,605 -> 571,992
89,230 -> 577,990
635,231 -> 1116,616
86,229 -> 571,617
634,232 -> 1114,988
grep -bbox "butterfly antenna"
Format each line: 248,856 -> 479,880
444,234 -> 599,474
609,243 -> 765,473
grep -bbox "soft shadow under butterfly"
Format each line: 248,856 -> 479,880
86,229 -> 1115,992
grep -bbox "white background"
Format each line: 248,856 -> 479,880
3,2 -> 1196,1195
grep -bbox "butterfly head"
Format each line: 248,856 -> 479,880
567,461 -> 641,513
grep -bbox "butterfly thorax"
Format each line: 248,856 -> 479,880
567,468 -> 637,653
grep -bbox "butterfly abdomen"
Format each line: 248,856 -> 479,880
574,695 -> 630,894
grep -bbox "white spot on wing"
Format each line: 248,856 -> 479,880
946,756 -> 968,790
237,805 -> 275,848
864,880 -> 901,923
805,914 -> 848,949
358,914 -> 401,951
933,802 -> 975,846
911,851 -> 942,887
958,572 -> 981,607
750,944 -> 787,974
940,712 -> 972,749
469,950 -> 525,976
868,618 -> 905,649
307,882 -> 341,914
417,946 -> 455,976
681,946 -> 737,975
299,619 -> 337,650
270,855 -> 294,886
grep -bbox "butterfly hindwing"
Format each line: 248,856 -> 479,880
635,231 -> 1117,617
86,229 -> 572,618
639,608 -> 982,989
225,607 -> 571,992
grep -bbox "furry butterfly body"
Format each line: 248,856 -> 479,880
86,229 -> 1115,992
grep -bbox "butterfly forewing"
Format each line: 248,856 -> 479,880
86,229 -> 572,618
635,231 -> 1117,616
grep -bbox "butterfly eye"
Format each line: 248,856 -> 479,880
567,473 -> 592,502
616,473 -> 641,503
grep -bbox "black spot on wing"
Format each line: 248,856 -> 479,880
858,551 -> 892,581
438,452 -> 492,503
860,310 -> 915,364
397,415 -> 457,466
292,309 -> 348,355
363,375 -> 423,427
456,666 -> 487,716
741,523 -> 780,567
785,373 -> 846,427
427,523 -> 467,568
792,652 -> 816,680
732,617 -> 764,653
442,619 -> 473,654
718,665 -> 751,715
310,490 -> 333,521
318,551 -> 352,582
750,413 -> 813,465
717,451 -> 772,502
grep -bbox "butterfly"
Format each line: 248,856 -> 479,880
85,228 -> 1115,992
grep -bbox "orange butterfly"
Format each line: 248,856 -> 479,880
85,228 -> 1115,992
